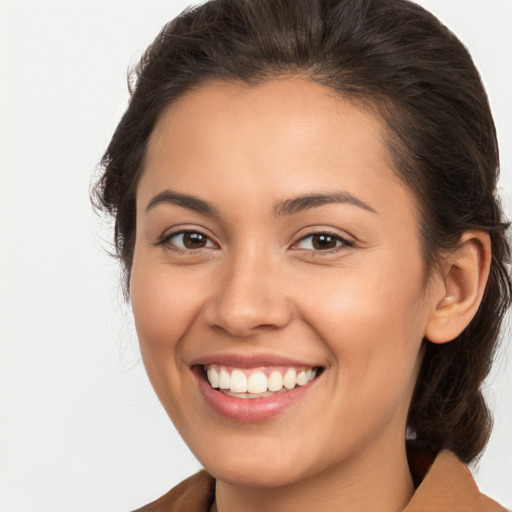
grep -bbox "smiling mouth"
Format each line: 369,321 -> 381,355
202,364 -> 321,399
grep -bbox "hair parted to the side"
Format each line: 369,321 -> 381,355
94,0 -> 511,463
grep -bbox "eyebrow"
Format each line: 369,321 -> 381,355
273,192 -> 377,216
145,189 -> 377,217
145,190 -> 218,215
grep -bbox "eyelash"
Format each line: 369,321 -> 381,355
155,229 -> 353,254
155,230 -> 217,252
291,231 -> 354,253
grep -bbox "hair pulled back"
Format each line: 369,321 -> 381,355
95,0 -> 511,463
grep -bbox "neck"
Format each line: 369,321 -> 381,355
214,439 -> 414,512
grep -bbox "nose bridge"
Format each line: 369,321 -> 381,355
204,239 -> 291,336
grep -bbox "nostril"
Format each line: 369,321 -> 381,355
201,270 -> 292,336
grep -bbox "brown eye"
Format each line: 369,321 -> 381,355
293,232 -> 352,252
182,232 -> 208,249
163,231 -> 216,250
311,234 -> 338,250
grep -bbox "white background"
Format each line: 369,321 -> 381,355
1,1 -> 511,511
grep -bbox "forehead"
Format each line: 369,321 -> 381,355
139,78 -> 416,225
147,78 -> 388,162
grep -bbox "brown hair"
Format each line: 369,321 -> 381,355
94,0 -> 511,463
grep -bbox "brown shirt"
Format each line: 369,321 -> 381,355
132,450 -> 507,512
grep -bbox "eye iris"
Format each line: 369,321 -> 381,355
183,232 -> 207,249
312,234 -> 337,250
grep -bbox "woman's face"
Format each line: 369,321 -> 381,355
131,79 -> 441,488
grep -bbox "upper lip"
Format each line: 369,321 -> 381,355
189,353 -> 324,369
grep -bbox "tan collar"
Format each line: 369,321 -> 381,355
132,450 -> 506,511
404,450 -> 506,512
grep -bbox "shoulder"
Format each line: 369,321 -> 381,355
131,471 -> 215,512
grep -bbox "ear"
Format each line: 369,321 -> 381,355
425,231 -> 491,344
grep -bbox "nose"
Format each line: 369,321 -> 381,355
202,248 -> 292,337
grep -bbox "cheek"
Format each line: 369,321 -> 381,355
296,261 -> 428,392
302,263 -> 427,337
130,259 -> 204,361
129,259 -> 210,425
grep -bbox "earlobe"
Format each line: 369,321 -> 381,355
425,231 -> 491,344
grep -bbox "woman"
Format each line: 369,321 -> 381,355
95,0 -> 511,510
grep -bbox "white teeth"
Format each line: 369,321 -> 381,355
207,367 -> 219,388
267,371 -> 283,392
205,365 -> 318,395
296,370 -> 308,386
247,372 -> 268,394
283,368 -> 297,390
219,368 -> 230,389
230,369 -> 247,393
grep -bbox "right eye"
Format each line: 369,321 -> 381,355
159,230 -> 216,250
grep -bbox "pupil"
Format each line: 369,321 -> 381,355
313,234 -> 336,250
184,232 -> 206,249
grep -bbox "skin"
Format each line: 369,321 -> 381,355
130,79 -> 483,512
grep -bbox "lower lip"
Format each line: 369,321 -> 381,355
194,367 -> 319,422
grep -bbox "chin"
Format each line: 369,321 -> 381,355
187,430 -> 322,489
205,456 -> 309,489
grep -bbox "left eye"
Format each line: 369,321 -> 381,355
293,233 -> 349,251
164,231 -> 216,250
